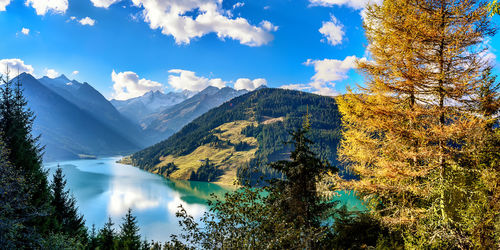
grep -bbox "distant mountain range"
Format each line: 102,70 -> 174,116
14,73 -> 253,161
140,86 -> 249,144
14,73 -> 141,161
110,90 -> 194,125
122,88 -> 342,185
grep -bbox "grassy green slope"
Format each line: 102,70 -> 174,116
126,88 -> 342,184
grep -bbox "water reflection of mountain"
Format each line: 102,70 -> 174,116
46,163 -> 110,202
164,179 -> 234,205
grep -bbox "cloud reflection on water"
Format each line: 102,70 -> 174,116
44,157 -> 230,242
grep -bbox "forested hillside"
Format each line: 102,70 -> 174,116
126,88 -> 342,184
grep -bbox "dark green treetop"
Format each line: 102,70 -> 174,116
119,208 -> 142,250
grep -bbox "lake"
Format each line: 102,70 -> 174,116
44,157 -> 365,243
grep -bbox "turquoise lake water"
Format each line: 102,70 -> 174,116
44,157 -> 365,242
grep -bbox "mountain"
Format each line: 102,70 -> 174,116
110,90 -> 193,125
141,86 -> 248,144
121,88 -> 342,185
14,73 -> 140,161
38,75 -> 145,147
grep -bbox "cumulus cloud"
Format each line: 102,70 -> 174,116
260,20 -> 278,32
234,78 -> 266,91
79,17 -> 96,26
168,69 -> 226,92
126,0 -> 275,46
0,58 -> 34,77
72,70 -> 79,75
319,15 -> 344,46
284,56 -> 366,96
90,0 -> 120,8
20,27 -> 30,35
233,2 -> 244,9
309,81 -> 339,96
309,0 -> 380,10
45,68 -> 60,78
305,56 -> 365,83
112,70 -> 163,100
0,0 -> 10,11
25,0 -> 68,15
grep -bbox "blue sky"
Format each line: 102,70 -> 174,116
0,0 -> 498,99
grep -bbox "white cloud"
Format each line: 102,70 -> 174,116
21,27 -> 30,35
233,2 -> 244,9
0,58 -> 34,77
319,15 -> 344,46
310,81 -> 339,96
263,5 -> 270,10
478,38 -> 497,67
130,12 -> 141,22
45,68 -> 60,78
128,0 -> 275,46
0,0 -> 10,11
112,70 -> 164,100
79,17 -> 96,26
280,83 -> 311,91
234,78 -> 266,91
280,82 -> 338,96
309,0 -> 379,10
260,20 -> 278,32
305,56 -> 365,83
72,70 -> 79,75
25,0 -> 68,15
285,56 -> 366,96
70,16 -> 76,20
90,0 -> 120,8
168,69 -> 226,92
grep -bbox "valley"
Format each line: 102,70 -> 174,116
124,88 -> 343,185
21,72 -> 342,186
15,73 -> 250,162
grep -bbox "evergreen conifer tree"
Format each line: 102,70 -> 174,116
119,208 -> 141,250
88,224 -> 99,250
0,136 -> 40,248
50,166 -> 86,240
0,70 -> 51,234
167,120 -> 340,248
98,217 -> 116,250
268,116 -> 337,229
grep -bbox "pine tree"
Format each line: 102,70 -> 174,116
140,238 -> 151,250
88,224 -> 99,250
98,217 -> 116,250
0,70 -> 51,234
0,136 -> 40,248
50,166 -> 86,240
337,0 -> 497,247
268,117 -> 337,229
119,208 -> 141,250
168,121 -> 341,248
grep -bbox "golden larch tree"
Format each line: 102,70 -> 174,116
337,0 -> 498,248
